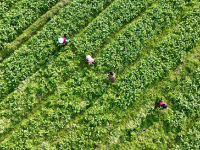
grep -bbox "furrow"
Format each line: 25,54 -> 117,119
0,0 -> 155,135
0,0 -> 115,144
98,47 -> 200,149
0,0 -> 159,148
0,0 -> 62,54
0,0 -> 114,100
50,6 -> 200,149
50,0 -> 200,147
0,0 -> 71,61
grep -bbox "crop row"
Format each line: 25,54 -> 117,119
0,0 -> 19,18
0,0 -> 114,99
0,0 -> 186,117
129,68 -> 199,150
53,66 -> 200,150
0,0 -> 60,50
109,6 -> 199,109
0,0 -> 155,99
95,0 -> 194,73
71,0 -> 158,61
102,59 -> 200,149
1,1 -> 199,148
0,0 -> 114,142
173,118 -> 200,149
0,0 -> 73,62
0,72 -> 110,148
0,0 -> 183,142
51,6 -> 200,149
0,0 -> 155,129
166,68 -> 199,130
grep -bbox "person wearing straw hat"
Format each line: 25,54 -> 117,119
106,71 -> 116,83
58,37 -> 71,46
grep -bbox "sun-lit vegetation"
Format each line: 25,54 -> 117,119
0,0 -> 199,149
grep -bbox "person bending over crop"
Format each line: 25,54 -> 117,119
106,71 -> 116,83
158,101 -> 168,109
58,36 -> 71,46
86,55 -> 95,64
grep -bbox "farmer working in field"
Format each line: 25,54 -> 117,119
106,71 -> 116,83
58,35 -> 71,46
86,55 -> 95,64
158,101 -> 168,109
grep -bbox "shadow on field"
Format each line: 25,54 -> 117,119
139,104 -> 171,135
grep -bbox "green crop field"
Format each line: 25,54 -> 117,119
0,0 -> 199,149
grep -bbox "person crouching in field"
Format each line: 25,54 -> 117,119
58,37 -> 71,46
106,71 -> 116,83
158,101 -> 168,109
86,55 -> 95,64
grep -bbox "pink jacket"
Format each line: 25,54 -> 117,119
86,55 -> 95,64
158,101 -> 168,109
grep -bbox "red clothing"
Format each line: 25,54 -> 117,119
158,101 -> 168,109
62,38 -> 66,44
